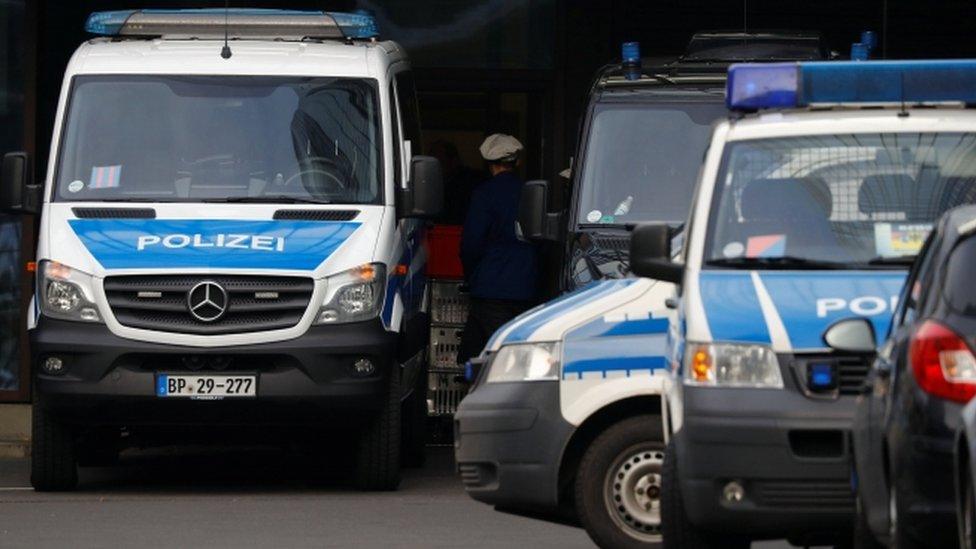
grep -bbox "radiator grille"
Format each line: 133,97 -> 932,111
104,275 -> 313,335
753,480 -> 854,509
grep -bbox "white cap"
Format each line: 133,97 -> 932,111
479,133 -> 523,162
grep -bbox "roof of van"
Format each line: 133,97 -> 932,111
65,38 -> 406,78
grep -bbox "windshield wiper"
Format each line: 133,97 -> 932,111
863,255 -> 917,268
706,256 -> 851,270
204,195 -> 330,204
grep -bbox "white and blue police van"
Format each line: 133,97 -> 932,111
625,60 -> 976,547
0,9 -> 443,492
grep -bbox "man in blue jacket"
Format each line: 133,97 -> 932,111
458,134 -> 540,363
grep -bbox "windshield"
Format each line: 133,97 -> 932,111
707,133 -> 976,268
55,75 -> 382,204
577,102 -> 726,226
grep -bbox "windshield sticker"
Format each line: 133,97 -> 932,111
613,196 -> 633,216
874,223 -> 931,257
586,210 -> 602,223
89,165 -> 122,189
746,234 -> 787,258
67,180 -> 84,193
723,241 -> 745,258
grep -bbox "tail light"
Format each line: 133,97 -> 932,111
910,320 -> 976,403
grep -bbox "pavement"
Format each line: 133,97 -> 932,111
0,445 -> 793,548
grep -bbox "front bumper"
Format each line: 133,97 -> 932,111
676,385 -> 856,540
31,317 -> 397,425
454,380 -> 574,511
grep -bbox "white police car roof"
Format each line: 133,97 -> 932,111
66,38 -> 404,78
722,108 -> 976,143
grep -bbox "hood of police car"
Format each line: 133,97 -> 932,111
43,203 -> 385,279
695,270 -> 908,352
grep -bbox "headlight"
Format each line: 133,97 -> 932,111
315,263 -> 386,324
38,260 -> 101,323
487,342 -> 561,383
684,342 -> 783,388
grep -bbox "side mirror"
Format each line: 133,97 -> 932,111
517,180 -> 562,241
630,223 -> 683,284
399,155 -> 443,219
823,318 -> 877,354
0,152 -> 39,215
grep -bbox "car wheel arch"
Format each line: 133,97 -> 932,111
556,395 -> 664,509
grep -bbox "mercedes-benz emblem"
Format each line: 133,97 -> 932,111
186,281 -> 229,323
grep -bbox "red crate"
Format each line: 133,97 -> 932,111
426,225 -> 464,279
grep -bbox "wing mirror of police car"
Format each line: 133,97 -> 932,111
399,155 -> 443,219
823,317 -> 877,354
0,152 -> 39,215
517,180 -> 562,241
630,223 -> 683,284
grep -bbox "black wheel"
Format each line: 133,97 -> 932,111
355,366 -> 401,491
661,441 -> 747,549
30,403 -> 78,492
575,415 -> 664,548
961,460 -> 975,549
401,362 -> 428,468
853,488 -> 884,549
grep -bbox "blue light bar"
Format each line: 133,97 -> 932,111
726,63 -> 798,110
728,59 -> 976,110
328,11 -> 379,40
84,9 -> 379,40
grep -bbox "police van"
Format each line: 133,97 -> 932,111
0,9 -> 442,491
627,60 -> 976,546
520,33 -> 829,292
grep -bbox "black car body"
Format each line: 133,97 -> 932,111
853,205 -> 976,548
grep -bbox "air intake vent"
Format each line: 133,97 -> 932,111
73,207 -> 156,219
273,209 -> 359,221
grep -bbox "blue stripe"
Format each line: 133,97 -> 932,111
503,279 -> 636,344
562,356 -> 668,379
68,219 -> 359,270
699,272 -> 770,344
568,316 -> 669,338
758,271 -> 906,349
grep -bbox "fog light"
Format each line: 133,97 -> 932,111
353,358 -> 375,376
42,356 -> 65,375
79,307 -> 100,322
318,309 -> 339,323
723,481 -> 745,503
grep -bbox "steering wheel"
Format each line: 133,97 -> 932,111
283,156 -> 347,194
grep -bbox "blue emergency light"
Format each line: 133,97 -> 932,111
727,59 -> 976,110
84,8 -> 379,40
807,362 -> 838,391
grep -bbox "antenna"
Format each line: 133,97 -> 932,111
220,0 -> 232,59
898,71 -> 909,118
743,0 -> 748,34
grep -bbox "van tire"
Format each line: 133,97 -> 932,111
355,367 -> 401,491
31,403 -> 78,492
401,362 -> 427,468
661,441 -> 747,549
575,415 -> 664,548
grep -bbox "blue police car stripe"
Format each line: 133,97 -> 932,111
69,219 -> 360,271
758,271 -> 906,350
562,356 -> 668,379
699,272 -> 771,344
502,279 -> 637,344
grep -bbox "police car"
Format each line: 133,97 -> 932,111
0,9 -> 442,491
628,60 -> 976,546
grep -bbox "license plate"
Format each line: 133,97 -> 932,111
156,374 -> 256,399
